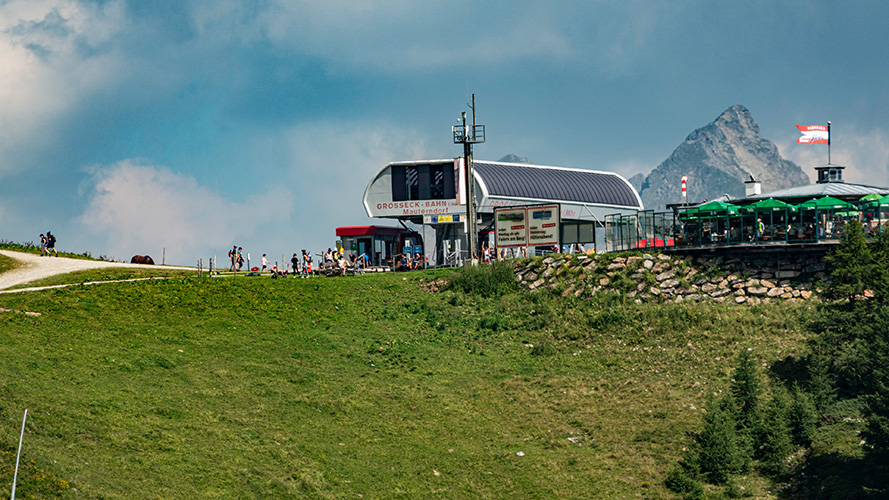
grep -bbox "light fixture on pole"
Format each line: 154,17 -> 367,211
452,94 -> 485,265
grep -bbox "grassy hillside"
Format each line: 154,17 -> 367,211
0,269 -> 813,499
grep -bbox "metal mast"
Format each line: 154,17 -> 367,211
453,94 -> 485,265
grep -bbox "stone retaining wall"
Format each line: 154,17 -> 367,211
514,251 -> 827,305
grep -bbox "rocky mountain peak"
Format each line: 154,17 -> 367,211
714,104 -> 758,135
636,105 -> 810,210
499,154 -> 532,164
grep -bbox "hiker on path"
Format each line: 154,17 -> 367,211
229,245 -> 237,271
39,233 -> 48,256
45,231 -> 58,257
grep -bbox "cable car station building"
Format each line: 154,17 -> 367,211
362,158 -> 643,264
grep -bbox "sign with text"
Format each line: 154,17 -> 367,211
494,204 -> 560,248
527,205 -> 560,246
494,208 -> 528,247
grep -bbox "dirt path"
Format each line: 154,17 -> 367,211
0,250 -> 194,291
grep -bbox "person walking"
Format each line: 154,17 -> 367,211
236,247 -> 244,271
261,254 -> 270,273
45,231 -> 58,256
229,245 -> 237,271
301,250 -> 312,278
39,233 -> 48,256
291,253 -> 300,277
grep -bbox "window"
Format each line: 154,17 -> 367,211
406,166 -> 419,200
430,165 -> 445,199
391,164 -> 457,201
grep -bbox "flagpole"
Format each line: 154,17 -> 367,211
827,121 -> 831,164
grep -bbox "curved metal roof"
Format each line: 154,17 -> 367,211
744,182 -> 889,202
473,161 -> 642,209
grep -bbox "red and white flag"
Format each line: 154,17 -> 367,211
796,124 -> 829,145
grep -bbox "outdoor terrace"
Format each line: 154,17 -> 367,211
604,194 -> 889,253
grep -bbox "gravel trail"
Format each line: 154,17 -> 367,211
0,250 -> 193,291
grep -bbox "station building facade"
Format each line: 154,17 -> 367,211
362,158 -> 643,264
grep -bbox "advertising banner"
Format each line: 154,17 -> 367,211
495,208 -> 528,248
528,205 -> 560,246
495,204 -> 560,248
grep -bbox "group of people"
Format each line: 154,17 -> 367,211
228,246 -> 245,271
291,251 -> 314,278
322,248 -> 368,275
39,231 -> 58,257
398,252 -> 424,271
227,246 -> 316,278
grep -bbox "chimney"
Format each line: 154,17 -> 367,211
744,174 -> 761,197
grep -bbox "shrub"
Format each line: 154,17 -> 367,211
664,465 -> 705,499
530,339 -> 557,357
447,261 -> 518,298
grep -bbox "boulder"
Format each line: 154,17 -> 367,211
656,269 -> 677,281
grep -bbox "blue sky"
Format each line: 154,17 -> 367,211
2,0 -> 888,265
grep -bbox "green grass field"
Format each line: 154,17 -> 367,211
0,268 -> 814,499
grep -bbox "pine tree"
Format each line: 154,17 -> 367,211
759,385 -> 793,476
695,394 -> 749,484
807,354 -> 837,414
731,349 -> 762,436
861,308 -> 889,458
868,222 -> 889,303
788,385 -> 817,446
823,219 -> 873,303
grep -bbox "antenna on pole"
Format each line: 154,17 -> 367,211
827,121 -> 832,165
452,94 -> 485,266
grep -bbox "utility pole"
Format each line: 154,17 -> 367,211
453,94 -> 485,265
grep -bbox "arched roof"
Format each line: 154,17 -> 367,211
473,161 -> 642,209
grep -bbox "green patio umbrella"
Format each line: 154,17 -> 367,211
862,194 -> 889,209
797,196 -> 854,211
678,200 -> 740,220
860,193 -> 883,202
749,198 -> 790,212
694,200 -> 740,215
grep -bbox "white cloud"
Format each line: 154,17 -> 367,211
268,120 -> 433,248
780,127 -> 889,187
0,0 -> 126,177
76,161 -> 292,264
